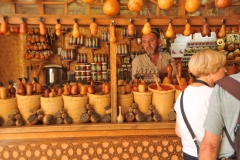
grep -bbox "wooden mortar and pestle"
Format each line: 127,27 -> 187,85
163,60 -> 172,84
177,61 -> 187,87
153,74 -> 162,91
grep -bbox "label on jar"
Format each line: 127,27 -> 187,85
79,71 -> 86,76
85,70 -> 91,76
91,72 -> 97,81
85,76 -> 92,81
91,63 -> 96,71
85,64 -> 91,70
102,72 -> 108,80
96,62 -> 102,72
75,65 -> 81,71
97,72 -> 102,81
75,71 -> 81,76
102,62 -> 107,72
80,65 -> 86,70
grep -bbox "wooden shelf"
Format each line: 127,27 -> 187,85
0,121 -> 175,134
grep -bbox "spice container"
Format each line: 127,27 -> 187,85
102,72 -> 108,80
79,71 -> 86,76
91,63 -> 96,72
86,76 -> 92,81
85,70 -> 91,76
80,76 -> 86,82
85,64 -> 91,70
91,72 -> 97,81
79,64 -> 86,71
102,62 -> 107,72
75,64 -> 81,71
97,72 -> 102,81
75,71 -> 81,76
96,62 -> 102,72
75,76 -> 81,82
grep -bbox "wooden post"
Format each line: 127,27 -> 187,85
110,41 -> 117,123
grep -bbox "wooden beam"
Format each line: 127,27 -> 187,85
0,15 -> 239,26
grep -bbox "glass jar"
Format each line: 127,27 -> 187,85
96,62 -> 102,72
91,72 -> 97,81
102,72 -> 108,80
91,63 -> 96,71
85,70 -> 91,76
102,62 -> 107,72
75,64 -> 81,71
80,76 -> 86,82
79,64 -> 86,71
79,71 -> 86,76
75,71 -> 81,76
85,64 -> 91,70
97,72 -> 102,81
85,76 -> 92,81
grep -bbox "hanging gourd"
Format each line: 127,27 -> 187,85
142,18 -> 151,35
127,19 -> 135,36
72,18 -> 80,38
128,0 -> 144,12
19,17 -> 28,34
215,0 -> 232,8
165,19 -> 175,39
90,17 -> 98,36
39,17 -> 47,36
217,19 -> 226,38
185,0 -> 201,13
158,0 -> 174,10
55,18 -> 62,37
183,18 -> 191,36
201,17 -> 211,37
0,16 -> 8,33
103,0 -> 120,16
109,21 -> 117,43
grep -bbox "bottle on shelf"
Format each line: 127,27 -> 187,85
97,54 -> 101,62
107,32 -> 110,41
83,53 -> 87,63
124,45 -> 128,54
80,36 -> 84,45
92,38 -> 96,47
85,38 -> 89,47
117,106 -> 124,123
88,38 -> 92,47
77,53 -> 80,63
94,54 -> 98,63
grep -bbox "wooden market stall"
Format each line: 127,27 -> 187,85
0,0 -> 239,159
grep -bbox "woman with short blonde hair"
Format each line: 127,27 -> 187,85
174,49 -> 226,160
189,49 -> 226,78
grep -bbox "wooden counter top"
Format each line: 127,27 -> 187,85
0,121 -> 175,134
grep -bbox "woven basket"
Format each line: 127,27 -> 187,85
16,94 -> 41,124
62,95 -> 88,123
87,93 -> 111,116
174,85 -> 187,102
41,96 -> 63,115
0,98 -> 18,125
132,91 -> 152,115
148,83 -> 175,121
117,92 -> 133,116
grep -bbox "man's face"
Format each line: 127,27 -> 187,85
141,33 -> 159,56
